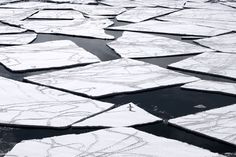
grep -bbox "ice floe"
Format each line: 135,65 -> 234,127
116,7 -> 176,23
108,20 -> 228,37
107,31 -> 212,58
19,18 -> 114,39
194,33 -> 236,54
25,58 -> 199,97
168,52 -> 236,80
0,40 -> 100,71
182,80 -> 236,96
0,77 -> 114,128
158,9 -> 236,31
4,127 -> 224,157
0,23 -> 26,34
0,33 -> 37,45
73,103 -> 161,127
170,103 -> 236,146
101,0 -> 187,8
29,10 -> 85,20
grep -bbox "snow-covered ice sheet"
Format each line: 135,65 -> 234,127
116,7 -> 176,23
0,0 -> 20,5
158,9 -> 236,31
108,20 -> 228,37
29,10 -> 84,20
0,23 -> 26,34
101,0 -> 187,8
70,4 -> 126,16
0,1 -> 57,9
0,77 -> 114,128
73,103 -> 161,127
0,40 -> 100,71
107,31 -> 212,58
170,104 -> 236,146
0,8 -> 37,22
19,19 -> 114,39
222,2 -> 236,8
181,80 -> 236,96
0,33 -> 37,45
4,127 -> 224,157
184,1 -> 236,10
194,33 -> 236,54
46,0 -> 96,4
168,52 -> 236,80
25,58 -> 199,97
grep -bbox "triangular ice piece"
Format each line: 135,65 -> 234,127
73,103 -> 161,127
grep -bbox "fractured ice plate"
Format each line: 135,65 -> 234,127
101,0 -> 186,8
70,4 -> 126,16
181,80 -> 236,96
0,0 -> 20,5
168,52 -> 236,80
19,19 -> 114,39
184,1 -> 236,10
194,33 -> 236,54
116,7 -> 176,23
107,31 -> 212,58
29,10 -> 84,20
158,9 -> 236,31
0,23 -> 26,34
0,40 -> 100,71
0,33 -> 37,45
0,8 -> 37,21
108,20 -> 228,37
0,1 -> 57,9
170,104 -> 236,146
73,103 -> 161,127
4,127 -> 224,157
25,58 -> 199,97
0,77 -> 114,128
159,8 -> 236,22
46,0 -> 96,4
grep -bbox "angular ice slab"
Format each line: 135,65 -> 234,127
223,2 -> 236,8
0,0 -> 20,5
0,23 -> 25,34
159,9 -> 236,23
0,40 -> 100,71
70,4 -> 126,16
194,33 -> 236,54
73,103 -> 161,127
0,1 -> 56,9
184,1 -> 235,10
29,10 -> 84,20
5,127 -> 224,157
0,77 -> 114,128
19,19 -> 114,39
181,80 -> 236,96
46,0 -> 96,4
158,9 -> 236,31
101,0 -> 187,8
0,8 -> 37,22
170,104 -> 236,146
0,33 -> 37,45
168,52 -> 236,80
108,20 -> 228,37
107,31 -> 212,58
25,58 -> 199,97
116,7 -> 176,23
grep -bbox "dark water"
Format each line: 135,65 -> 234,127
0,18 -> 236,156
